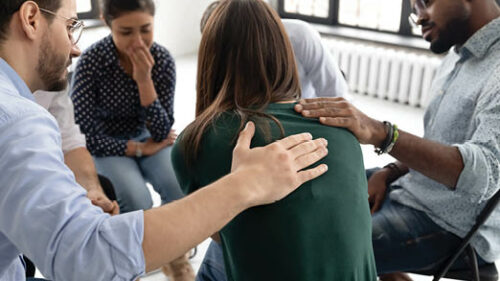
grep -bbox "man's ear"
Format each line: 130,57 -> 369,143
17,1 -> 44,41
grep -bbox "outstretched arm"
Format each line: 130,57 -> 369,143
295,98 -> 463,188
142,122 -> 328,271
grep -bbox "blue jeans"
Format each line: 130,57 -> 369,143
94,145 -> 184,213
196,168 -> 486,280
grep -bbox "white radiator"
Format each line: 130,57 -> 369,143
323,38 -> 442,108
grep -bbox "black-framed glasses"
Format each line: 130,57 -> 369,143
408,0 -> 427,28
39,8 -> 85,45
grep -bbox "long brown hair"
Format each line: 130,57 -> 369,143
181,0 -> 301,163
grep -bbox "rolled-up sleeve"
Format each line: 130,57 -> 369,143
454,78 -> 500,203
0,110 -> 145,281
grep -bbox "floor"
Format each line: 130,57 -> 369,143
36,54 -> 497,280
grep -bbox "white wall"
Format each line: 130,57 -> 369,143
154,0 -> 214,58
153,0 -> 278,58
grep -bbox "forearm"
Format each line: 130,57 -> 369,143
143,171 -> 252,272
389,130 -> 464,188
382,161 -> 409,184
137,79 -> 158,107
64,147 -> 102,192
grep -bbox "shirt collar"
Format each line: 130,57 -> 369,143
0,58 -> 34,102
459,17 -> 500,59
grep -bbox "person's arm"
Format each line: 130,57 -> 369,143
0,111 -> 145,281
1,110 -> 327,279
295,97 -> 463,188
65,147 -> 119,215
142,122 -> 329,271
128,42 -> 174,142
46,89 -> 118,214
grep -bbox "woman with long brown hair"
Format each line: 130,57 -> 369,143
172,0 -> 377,280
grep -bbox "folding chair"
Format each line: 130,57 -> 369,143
413,188 -> 500,281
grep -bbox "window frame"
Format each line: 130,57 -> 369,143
278,0 -> 417,37
77,0 -> 100,20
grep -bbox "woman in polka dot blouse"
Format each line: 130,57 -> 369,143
71,0 -> 196,278
71,1 -> 182,223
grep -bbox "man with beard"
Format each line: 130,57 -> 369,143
0,0 -> 329,280
295,0 -> 500,280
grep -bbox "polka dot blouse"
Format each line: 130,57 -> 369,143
71,35 -> 175,157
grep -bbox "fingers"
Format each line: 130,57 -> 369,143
276,133 -> 313,150
234,122 -> 255,153
370,195 -> 383,214
319,117 -> 353,128
294,145 -> 328,171
91,197 -> 114,213
136,46 -> 155,66
302,107 -> 353,119
297,164 -> 328,184
111,201 -> 120,216
128,45 -> 154,69
289,138 -> 327,160
301,97 -> 346,103
295,98 -> 346,112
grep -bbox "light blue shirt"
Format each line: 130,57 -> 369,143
391,18 -> 500,262
283,19 -> 349,99
0,58 -> 146,281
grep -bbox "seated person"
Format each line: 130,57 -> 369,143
172,1 -> 377,280
72,0 -> 182,213
71,0 -> 193,278
197,3 -> 351,281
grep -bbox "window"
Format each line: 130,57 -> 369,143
77,0 -> 100,19
278,0 -> 416,36
338,0 -> 402,32
283,0 -> 330,19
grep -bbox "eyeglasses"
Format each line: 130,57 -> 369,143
408,0 -> 427,28
39,8 -> 85,45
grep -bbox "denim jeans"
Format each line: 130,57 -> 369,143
196,168 -> 486,281
94,130 -> 184,213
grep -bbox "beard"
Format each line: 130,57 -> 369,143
430,10 -> 470,54
36,34 -> 71,91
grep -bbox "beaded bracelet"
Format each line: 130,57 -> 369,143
375,121 -> 399,155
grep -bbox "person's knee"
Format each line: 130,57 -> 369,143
126,196 -> 153,211
117,186 -> 153,212
372,217 -> 392,249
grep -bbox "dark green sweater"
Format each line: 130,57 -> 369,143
172,103 -> 377,281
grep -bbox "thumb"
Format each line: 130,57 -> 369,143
371,195 -> 383,214
234,122 -> 255,152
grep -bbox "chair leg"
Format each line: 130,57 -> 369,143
466,245 -> 480,281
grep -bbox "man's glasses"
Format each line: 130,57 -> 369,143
39,8 -> 84,45
408,0 -> 427,28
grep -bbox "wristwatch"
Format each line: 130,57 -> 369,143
135,142 -> 143,158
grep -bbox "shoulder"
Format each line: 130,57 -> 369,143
76,36 -> 114,71
0,92 -> 58,137
151,42 -> 175,68
282,19 -> 318,41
